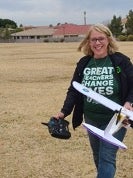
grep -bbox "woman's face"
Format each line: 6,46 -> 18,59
89,29 -> 109,59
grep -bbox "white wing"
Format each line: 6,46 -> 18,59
73,81 -> 133,121
82,123 -> 127,149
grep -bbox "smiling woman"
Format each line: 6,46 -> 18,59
78,24 -> 118,57
53,24 -> 133,178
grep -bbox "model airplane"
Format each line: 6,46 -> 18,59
73,81 -> 133,149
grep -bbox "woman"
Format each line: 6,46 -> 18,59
55,24 -> 133,178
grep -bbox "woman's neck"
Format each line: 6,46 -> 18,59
94,53 -> 108,59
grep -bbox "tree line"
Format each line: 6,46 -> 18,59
108,9 -> 133,41
0,19 -> 22,40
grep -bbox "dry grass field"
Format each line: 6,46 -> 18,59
0,42 -> 133,178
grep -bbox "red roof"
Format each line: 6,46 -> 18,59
53,24 -> 91,36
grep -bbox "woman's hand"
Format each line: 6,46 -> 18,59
122,102 -> 133,127
54,112 -> 65,119
124,101 -> 133,111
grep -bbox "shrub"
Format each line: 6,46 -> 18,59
60,38 -> 64,42
117,35 -> 127,41
44,39 -> 49,42
127,35 -> 133,41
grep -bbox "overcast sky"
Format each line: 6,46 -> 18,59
0,0 -> 132,26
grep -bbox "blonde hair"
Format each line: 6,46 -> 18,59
78,24 -> 118,56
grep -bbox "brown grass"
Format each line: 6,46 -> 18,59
0,42 -> 133,178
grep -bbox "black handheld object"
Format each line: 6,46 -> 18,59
42,117 -> 71,139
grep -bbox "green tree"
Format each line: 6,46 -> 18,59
19,24 -> 23,28
0,18 -> 19,40
0,18 -> 17,28
125,10 -> 133,35
5,28 -> 11,39
0,28 -> 4,39
108,15 -> 123,37
0,28 -> 11,39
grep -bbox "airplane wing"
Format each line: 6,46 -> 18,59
73,81 -> 133,121
82,122 -> 127,149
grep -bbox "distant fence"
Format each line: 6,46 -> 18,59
1,36 -> 84,43
0,39 -> 14,43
